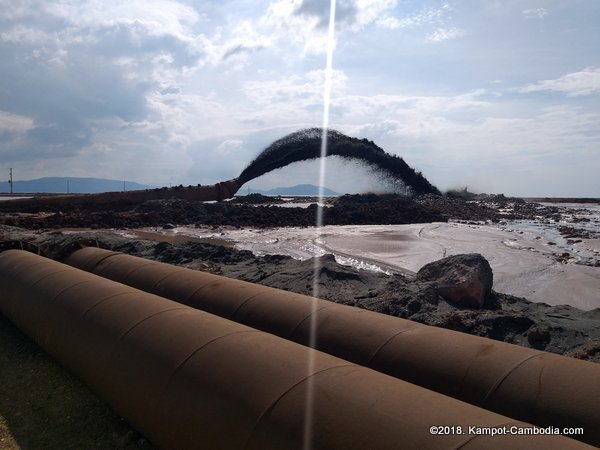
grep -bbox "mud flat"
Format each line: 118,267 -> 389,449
141,220 -> 600,311
321,222 -> 600,311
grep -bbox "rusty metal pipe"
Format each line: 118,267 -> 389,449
2,249 -> 592,449
66,247 -> 600,447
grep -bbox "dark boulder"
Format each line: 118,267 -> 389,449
416,253 -> 493,308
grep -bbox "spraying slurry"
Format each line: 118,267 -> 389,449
239,128 -> 440,195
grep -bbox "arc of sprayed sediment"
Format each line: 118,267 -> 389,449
305,1 -> 337,450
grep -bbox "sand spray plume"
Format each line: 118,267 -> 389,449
238,128 -> 441,195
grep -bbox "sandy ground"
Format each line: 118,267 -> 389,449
141,222 -> 600,310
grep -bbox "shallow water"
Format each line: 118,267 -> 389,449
136,202 -> 600,310
500,202 -> 600,266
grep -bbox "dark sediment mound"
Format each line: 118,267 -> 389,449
325,193 -> 443,224
230,193 -> 285,204
239,128 -> 440,195
526,197 -> 600,204
0,191 -> 577,231
0,194 -> 444,229
416,193 -> 562,223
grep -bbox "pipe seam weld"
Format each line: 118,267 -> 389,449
229,288 -> 283,318
481,352 -> 545,406
102,257 -> 158,283
80,290 -> 142,319
115,306 -> 190,344
75,251 -> 120,273
121,261 -> 163,283
151,329 -> 262,424
450,420 -> 524,450
366,326 -> 421,365
287,303 -> 335,340
156,270 -> 219,304
243,363 -> 358,449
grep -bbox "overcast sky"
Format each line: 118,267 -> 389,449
1,0 -> 598,196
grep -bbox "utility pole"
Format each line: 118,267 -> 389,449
9,168 -> 13,194
123,180 -> 126,192
67,180 -> 70,194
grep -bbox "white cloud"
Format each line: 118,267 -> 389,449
426,26 -> 465,43
291,0 -> 399,32
377,3 -> 450,30
0,1 -> 598,196
260,0 -> 330,55
376,16 -> 403,29
259,0 -> 453,54
520,67 -> 600,96
0,110 -> 34,132
352,0 -> 398,30
522,8 -> 548,19
50,0 -> 200,38
216,139 -> 245,155
0,24 -> 47,44
244,69 -> 349,106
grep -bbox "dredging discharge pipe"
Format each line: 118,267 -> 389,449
65,247 -> 600,447
1,250 -> 593,449
0,178 -> 243,210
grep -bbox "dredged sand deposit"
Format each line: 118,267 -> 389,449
141,220 -> 600,310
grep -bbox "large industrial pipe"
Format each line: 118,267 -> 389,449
66,247 -> 600,447
2,250 -> 592,449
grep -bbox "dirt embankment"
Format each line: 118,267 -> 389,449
0,194 -> 444,229
0,191 -> 569,230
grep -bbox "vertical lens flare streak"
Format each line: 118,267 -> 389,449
305,1 -> 337,449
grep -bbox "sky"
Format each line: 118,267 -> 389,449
0,0 -> 599,197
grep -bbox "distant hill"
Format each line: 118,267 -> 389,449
243,184 -> 339,196
0,177 -> 155,194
